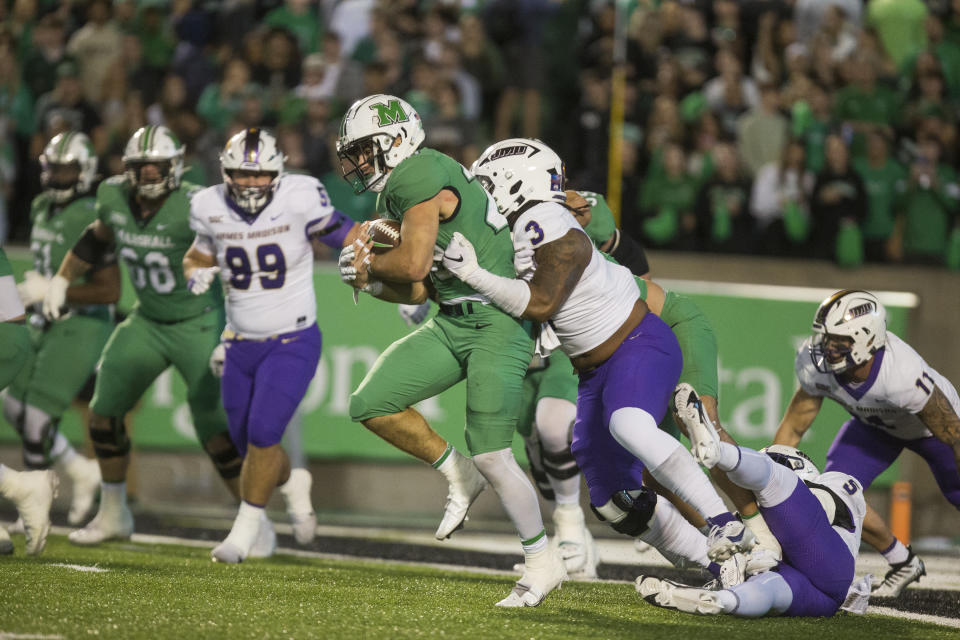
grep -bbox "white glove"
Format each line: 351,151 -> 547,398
17,270 -> 51,306
339,242 -> 370,284
442,232 -> 480,283
513,245 -> 535,277
188,266 -> 220,295
209,342 -> 226,378
41,275 -> 70,320
398,302 -> 431,326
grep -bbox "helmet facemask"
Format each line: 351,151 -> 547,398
337,133 -> 394,194
810,332 -> 857,373
40,160 -> 82,203
224,169 -> 280,215
125,159 -> 180,200
809,291 -> 886,375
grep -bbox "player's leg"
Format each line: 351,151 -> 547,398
6,316 -> 111,524
70,314 -> 166,545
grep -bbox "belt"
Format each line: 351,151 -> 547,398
222,328 -> 303,342
439,301 -> 478,317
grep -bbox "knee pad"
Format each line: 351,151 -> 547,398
522,434 -> 556,502
591,487 -> 658,537
21,405 -> 59,469
89,415 -> 131,459
203,432 -> 243,480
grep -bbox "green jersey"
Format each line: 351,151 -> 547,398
96,177 -> 221,322
376,148 -> 515,303
853,157 -> 907,240
579,190 -> 617,247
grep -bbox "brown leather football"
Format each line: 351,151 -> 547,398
368,218 -> 401,254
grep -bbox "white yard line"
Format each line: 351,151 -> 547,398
870,606 -> 960,629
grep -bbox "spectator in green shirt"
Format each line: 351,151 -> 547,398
265,0 -> 322,55
853,130 -> 906,262
196,58 -> 255,134
637,141 -> 699,250
892,138 -> 960,265
833,53 -> 900,157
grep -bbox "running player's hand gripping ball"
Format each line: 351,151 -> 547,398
367,218 -> 401,254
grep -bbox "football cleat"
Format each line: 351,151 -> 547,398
718,553 -> 747,588
497,546 -> 566,607
66,456 -> 101,526
552,504 -> 598,579
674,383 -> 721,468
68,504 -> 134,546
8,517 -> 24,535
6,469 -> 59,555
635,575 -> 728,615
872,547 -> 926,598
0,525 -> 12,555
706,518 -> 757,562
247,517 -> 277,559
211,540 -> 246,564
435,451 -> 487,540
280,468 -> 316,545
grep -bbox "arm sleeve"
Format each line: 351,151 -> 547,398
610,230 -> 650,277
305,182 -> 353,248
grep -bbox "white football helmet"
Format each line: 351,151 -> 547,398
220,127 -> 286,215
337,94 -> 425,194
470,138 -> 567,218
122,125 -> 185,199
40,131 -> 98,203
761,444 -> 819,481
810,289 -> 886,374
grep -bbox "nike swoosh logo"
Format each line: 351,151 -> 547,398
448,256 -> 464,263
474,323 -> 491,329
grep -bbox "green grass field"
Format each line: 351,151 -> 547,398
0,536 -> 953,639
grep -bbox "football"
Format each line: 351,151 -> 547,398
368,218 -> 401,254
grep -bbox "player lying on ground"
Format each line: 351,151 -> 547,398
774,289 -> 960,597
441,137 -> 755,583
185,127 -> 361,563
337,95 -> 564,607
0,246 -> 60,555
638,384 -> 865,618
42,126 -> 246,547
3,132 -> 108,527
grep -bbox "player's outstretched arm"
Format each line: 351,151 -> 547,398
44,220 -> 115,319
772,387 -> 823,447
918,385 -> 960,471
524,230 -> 593,322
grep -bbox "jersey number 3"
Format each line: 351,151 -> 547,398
226,244 -> 286,290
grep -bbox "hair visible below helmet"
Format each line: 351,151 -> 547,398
337,94 -> 425,194
760,444 -> 820,481
40,131 -> 98,203
810,289 -> 887,374
470,138 -> 567,217
122,125 -> 184,199
220,127 -> 286,215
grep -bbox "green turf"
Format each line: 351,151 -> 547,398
0,536 -> 953,639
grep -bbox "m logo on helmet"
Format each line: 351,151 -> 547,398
370,100 -> 409,127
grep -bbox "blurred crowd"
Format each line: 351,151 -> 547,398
1,0 -> 959,268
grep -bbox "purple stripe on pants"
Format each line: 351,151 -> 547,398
826,418 -> 960,508
221,324 -> 322,457
570,313 -> 683,507
762,478 -> 855,617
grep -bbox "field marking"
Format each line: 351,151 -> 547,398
48,563 -> 109,573
0,634 -> 66,639
870,606 -> 960,629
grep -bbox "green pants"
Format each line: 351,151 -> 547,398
8,315 -> 113,417
350,303 -> 534,455
90,308 -> 227,444
0,322 -> 31,390
516,351 -> 578,439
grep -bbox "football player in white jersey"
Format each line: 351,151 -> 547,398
774,289 -> 960,597
638,396 -> 866,618
441,138 -> 754,583
184,128 -> 361,563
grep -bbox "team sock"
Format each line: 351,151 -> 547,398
881,538 -> 910,565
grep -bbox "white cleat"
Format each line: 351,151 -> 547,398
872,547 -> 926,598
66,457 -> 101,526
7,469 -> 59,555
0,525 -> 12,555
435,451 -> 487,540
68,505 -> 134,546
496,546 -> 566,608
247,517 -> 277,559
552,504 -> 598,579
718,553 -> 747,588
211,541 -> 246,564
635,575 -> 726,615
280,468 -> 316,545
8,516 -> 24,535
673,383 -> 721,468
706,519 -> 757,562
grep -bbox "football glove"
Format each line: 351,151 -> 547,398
188,266 -> 220,295
398,302 -> 431,326
442,232 -> 480,283
209,342 -> 226,378
17,270 -> 51,306
41,275 -> 70,320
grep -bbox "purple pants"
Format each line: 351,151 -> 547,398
221,324 -> 322,457
826,418 -> 960,508
570,313 -> 683,506
761,473 -> 855,617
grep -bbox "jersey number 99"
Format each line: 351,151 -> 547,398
225,243 -> 286,290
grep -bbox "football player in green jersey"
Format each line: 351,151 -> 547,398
41,126 -> 245,547
0,247 -> 59,555
337,95 -> 564,607
3,133 -> 113,528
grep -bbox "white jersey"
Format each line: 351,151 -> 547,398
512,202 -> 639,357
795,332 -> 960,440
804,470 -> 866,560
190,174 -> 337,339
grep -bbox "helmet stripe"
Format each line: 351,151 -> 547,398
244,128 -> 261,164
57,132 -> 72,159
816,289 -> 855,325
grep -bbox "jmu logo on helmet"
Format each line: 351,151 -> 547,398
370,100 -> 409,127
